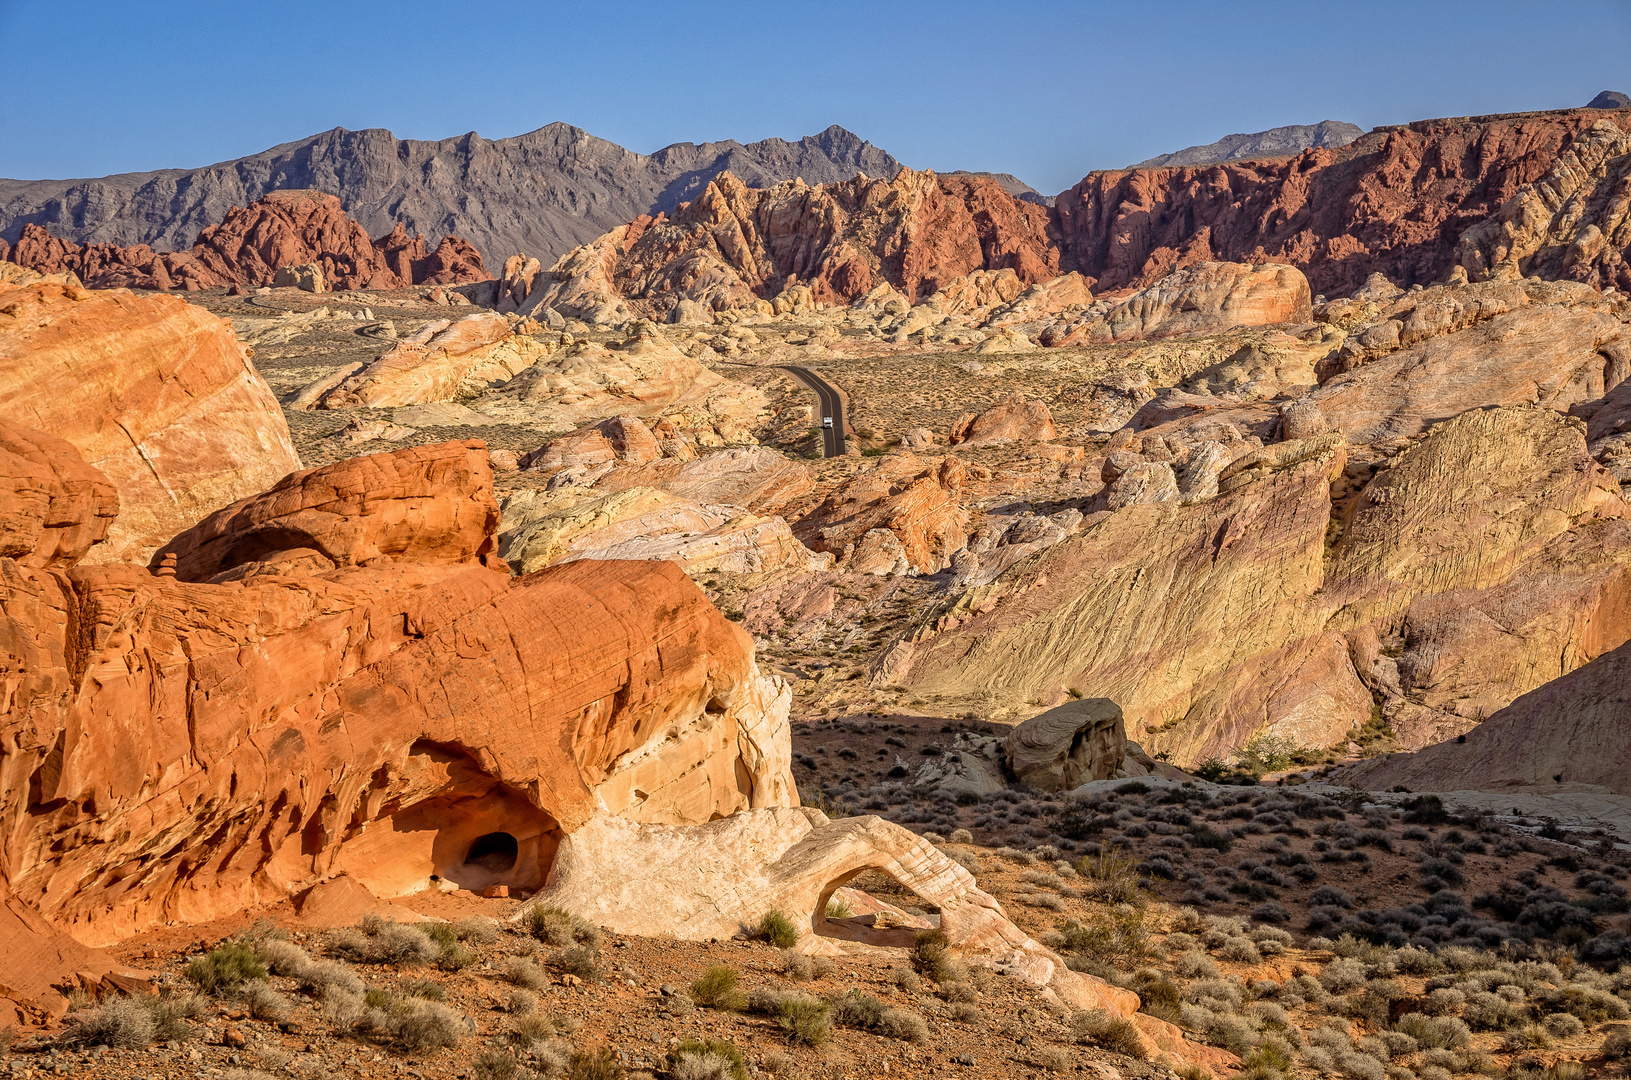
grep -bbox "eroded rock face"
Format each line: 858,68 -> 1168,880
1055,109 -> 1631,296
153,440 -> 502,581
793,453 -> 970,574
527,168 -> 1059,316
0,191 -> 491,291
1005,698 -> 1127,791
886,404 -> 1631,760
308,313 -> 550,409
1342,636 -> 1631,795
1,190 -> 489,292
1081,262 -> 1312,343
948,393 -> 1059,447
0,437 -> 794,974
0,282 -> 300,563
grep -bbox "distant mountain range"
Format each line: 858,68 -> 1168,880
0,124 -> 906,267
1131,120 -> 1366,169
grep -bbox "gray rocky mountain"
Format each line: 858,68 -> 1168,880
0,123 -> 902,267
1587,90 -> 1631,109
1131,119 -> 1364,169
942,171 -> 1054,206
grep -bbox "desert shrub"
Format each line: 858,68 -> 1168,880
758,910 -> 799,949
566,1046 -> 624,1080
62,997 -> 156,1048
670,1038 -> 748,1080
1463,990 -> 1526,1030
1174,949 -> 1221,979
524,905 -> 600,949
501,957 -> 550,991
147,992 -> 204,1042
1320,958 -> 1367,993
1393,1013 -> 1470,1049
690,966 -> 745,1010
1056,906 -> 1153,969
774,992 -> 831,1045
1250,902 -> 1290,925
1072,1008 -> 1147,1058
473,1049 -> 522,1080
879,1006 -> 929,1042
257,939 -> 311,977
391,1000 -> 466,1052
1603,1026 -> 1631,1059
367,922 -> 440,966
910,929 -> 964,983
823,895 -> 854,919
1205,1014 -> 1258,1055
240,980 -> 288,1021
778,950 -> 832,981
1075,847 -> 1146,905
455,916 -> 500,944
1502,1023 -> 1553,1051
1423,988 -> 1465,1015
1222,936 -> 1263,963
549,945 -> 601,981
298,959 -> 363,997
187,942 -> 267,994
1335,1051 -> 1386,1080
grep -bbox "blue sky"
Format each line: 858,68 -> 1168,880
3,0 -> 1628,194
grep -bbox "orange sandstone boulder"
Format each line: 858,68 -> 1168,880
949,392 -> 1059,446
793,453 -> 970,574
151,440 -> 501,581
0,282 -> 300,563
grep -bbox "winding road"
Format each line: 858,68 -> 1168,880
779,365 -> 848,457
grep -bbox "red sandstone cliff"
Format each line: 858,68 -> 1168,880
0,190 -> 490,291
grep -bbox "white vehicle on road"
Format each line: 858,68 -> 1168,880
822,416 -> 834,428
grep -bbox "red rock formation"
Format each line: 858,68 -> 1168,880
0,281 -> 301,563
0,191 -> 491,292
1055,110 -> 1631,297
0,434 -> 793,1022
152,440 -> 502,581
793,452 -> 970,573
539,168 -> 1059,314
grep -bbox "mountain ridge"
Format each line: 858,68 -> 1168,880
0,122 -> 904,267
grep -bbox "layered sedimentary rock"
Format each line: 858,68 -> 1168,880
0,438 -> 794,985
0,191 -> 490,291
885,400 -> 1631,761
524,168 -> 1059,319
1342,637 -> 1631,795
1004,698 -> 1128,791
948,393 -> 1059,447
0,281 -> 300,562
529,807 -> 1234,1071
307,312 -> 549,409
793,453 -> 970,574
1056,109 -> 1631,296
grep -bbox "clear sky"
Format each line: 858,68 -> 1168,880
3,0 -> 1628,195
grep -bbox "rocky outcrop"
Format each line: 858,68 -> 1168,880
152,440 -> 501,581
0,123 -> 904,269
306,312 -> 549,409
0,436 -> 795,978
793,453 -> 970,574
590,446 -> 812,516
0,281 -> 300,563
1081,262 -> 1312,343
1342,637 -> 1631,796
0,420 -> 119,569
528,168 -> 1059,317
0,191 -> 491,292
1004,698 -> 1127,791
884,401 -> 1631,761
948,393 -> 1059,446
497,485 -> 823,576
1453,118 -> 1631,290
1056,109 -> 1631,296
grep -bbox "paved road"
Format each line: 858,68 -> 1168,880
779,365 -> 847,457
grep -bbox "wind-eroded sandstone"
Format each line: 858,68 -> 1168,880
0,281 -> 300,563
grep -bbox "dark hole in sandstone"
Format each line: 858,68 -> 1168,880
465,831 -> 519,873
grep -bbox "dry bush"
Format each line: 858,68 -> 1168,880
910,929 -> 964,983
1071,1008 -> 1147,1059
366,922 -> 440,966
240,980 -> 288,1021
691,966 -> 745,1010
456,916 -> 500,944
501,957 -> 550,991
523,905 -> 601,949
548,945 -> 601,980
565,1046 -> 623,1080
257,939 -> 311,977
758,910 -> 799,949
390,1000 -> 467,1052
774,993 -> 832,1045
779,949 -> 833,981
880,1007 -> 929,1042
187,942 -> 267,994
63,998 -> 155,1048
1602,1026 -> 1631,1059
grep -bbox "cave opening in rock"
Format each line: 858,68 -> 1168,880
813,866 -> 942,948
465,832 -> 519,873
